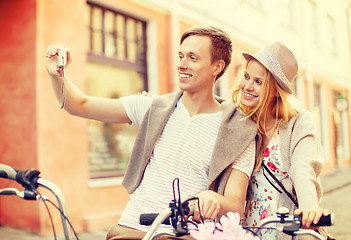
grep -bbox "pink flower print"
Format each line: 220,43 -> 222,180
283,172 -> 287,174
260,209 -> 269,220
271,145 -> 275,150
264,189 -> 267,192
268,196 -> 272,200
267,162 -> 277,171
263,148 -> 270,158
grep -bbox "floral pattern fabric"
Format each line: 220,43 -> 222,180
243,133 -> 288,240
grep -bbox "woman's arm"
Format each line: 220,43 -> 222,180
192,140 -> 255,220
193,169 -> 249,221
288,109 -> 325,227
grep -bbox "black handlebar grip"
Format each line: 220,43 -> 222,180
0,164 -> 40,189
0,189 -> 17,195
0,164 -> 18,180
139,213 -> 171,226
310,213 -> 334,227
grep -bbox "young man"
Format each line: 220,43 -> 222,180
45,26 -> 259,239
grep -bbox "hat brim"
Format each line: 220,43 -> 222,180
241,52 -> 292,94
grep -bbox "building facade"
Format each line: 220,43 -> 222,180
0,0 -> 350,236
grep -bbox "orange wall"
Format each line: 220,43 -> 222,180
36,0 -> 90,235
0,0 -> 41,232
36,0 -> 172,236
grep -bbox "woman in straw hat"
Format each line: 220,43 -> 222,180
232,42 -> 330,239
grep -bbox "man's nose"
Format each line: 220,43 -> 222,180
177,58 -> 188,70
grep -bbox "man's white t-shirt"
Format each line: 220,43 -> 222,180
118,95 -> 255,233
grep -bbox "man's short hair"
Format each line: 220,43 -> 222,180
180,26 -> 233,80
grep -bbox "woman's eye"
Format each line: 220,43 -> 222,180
256,80 -> 262,85
244,73 -> 249,80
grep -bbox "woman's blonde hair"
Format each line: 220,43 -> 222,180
232,60 -> 299,169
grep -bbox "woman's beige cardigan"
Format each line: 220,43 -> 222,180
277,108 -> 325,240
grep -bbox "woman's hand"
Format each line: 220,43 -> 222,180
191,190 -> 221,222
294,207 -> 330,228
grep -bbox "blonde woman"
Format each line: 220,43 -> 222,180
232,42 -> 329,240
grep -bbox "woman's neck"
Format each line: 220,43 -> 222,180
263,112 -> 279,137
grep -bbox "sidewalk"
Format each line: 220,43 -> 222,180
1,167 -> 351,239
320,166 -> 351,195
0,227 -> 107,240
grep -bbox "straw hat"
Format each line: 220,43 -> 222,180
242,42 -> 298,94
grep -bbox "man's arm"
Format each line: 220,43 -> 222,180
45,44 -> 131,124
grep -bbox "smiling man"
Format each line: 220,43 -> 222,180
45,26 -> 260,240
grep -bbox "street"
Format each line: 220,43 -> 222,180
0,168 -> 351,239
320,183 -> 351,240
319,168 -> 351,240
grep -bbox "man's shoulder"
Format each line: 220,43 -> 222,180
220,100 -> 257,128
221,100 -> 245,119
153,91 -> 182,104
221,99 -> 238,109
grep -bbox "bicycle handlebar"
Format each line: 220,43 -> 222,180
140,202 -> 195,226
140,201 -> 195,240
0,164 -> 18,180
142,208 -> 173,240
141,204 -> 334,240
0,188 -> 39,200
255,208 -> 334,230
253,207 -> 334,240
0,163 -> 75,240
140,213 -> 171,226
0,164 -> 40,190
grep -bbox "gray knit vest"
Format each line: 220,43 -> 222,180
122,90 -> 260,195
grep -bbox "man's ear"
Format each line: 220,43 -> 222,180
213,60 -> 225,77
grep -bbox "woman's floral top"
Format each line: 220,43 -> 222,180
243,132 -> 288,240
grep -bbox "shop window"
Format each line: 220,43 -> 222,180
312,83 -> 323,141
243,0 -> 263,9
326,14 -> 338,56
333,91 -> 350,164
279,0 -> 295,29
305,0 -> 319,46
86,1 -> 147,179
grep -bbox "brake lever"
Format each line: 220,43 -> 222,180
0,188 -> 39,200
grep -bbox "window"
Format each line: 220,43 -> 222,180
243,0 -> 263,9
312,83 -> 323,141
333,91 -> 350,163
326,14 -> 337,55
86,2 -> 148,75
279,0 -> 295,28
86,1 -> 148,179
305,0 -> 318,45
